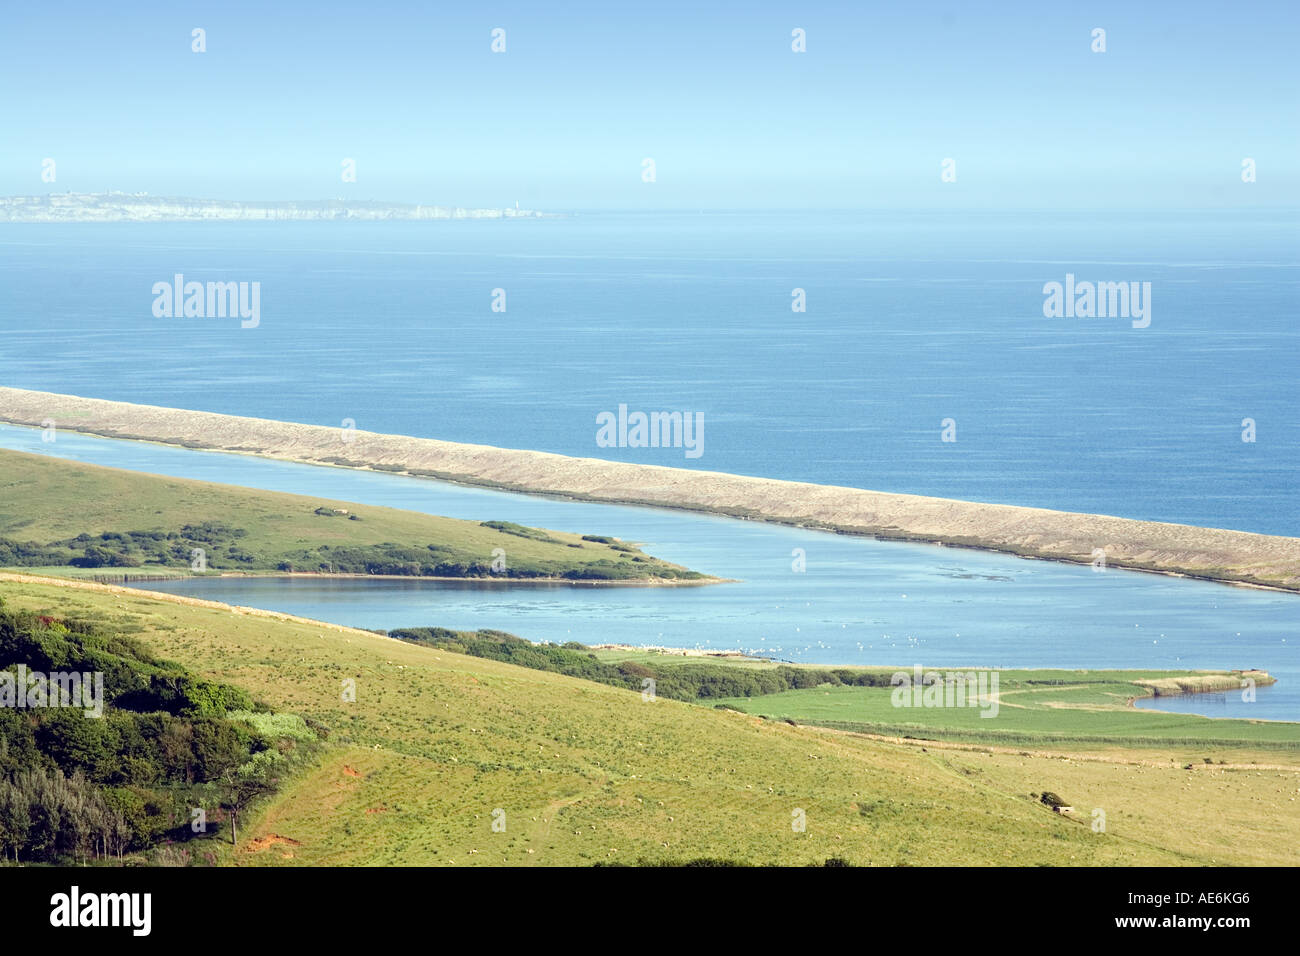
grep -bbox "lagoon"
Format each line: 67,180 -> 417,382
1,423 -> 1294,723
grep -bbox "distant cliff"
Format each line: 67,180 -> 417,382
0,193 -> 551,222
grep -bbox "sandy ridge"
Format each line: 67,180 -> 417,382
2,386 -> 1299,591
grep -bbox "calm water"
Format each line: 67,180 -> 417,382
1,425 -> 1295,723
0,212 -> 1296,534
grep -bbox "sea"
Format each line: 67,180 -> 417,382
0,209 -> 1295,533
0,210 -> 1296,720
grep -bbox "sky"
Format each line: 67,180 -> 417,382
1,0 -> 1297,210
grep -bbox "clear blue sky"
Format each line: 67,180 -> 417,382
1,0 -> 1296,210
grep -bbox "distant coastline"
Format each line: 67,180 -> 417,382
3,386 -> 1300,592
0,192 -> 552,222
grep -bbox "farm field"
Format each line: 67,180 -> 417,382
707,670 -> 1297,751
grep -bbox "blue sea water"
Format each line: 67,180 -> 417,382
0,210 -> 1295,534
0,212 -> 1296,722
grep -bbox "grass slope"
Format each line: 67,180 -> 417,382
2,576 -> 1296,866
0,449 -> 707,582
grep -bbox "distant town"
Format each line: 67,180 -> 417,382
0,192 -> 551,222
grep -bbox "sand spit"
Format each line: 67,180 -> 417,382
3,386 -> 1300,592
1134,671 -> 1275,697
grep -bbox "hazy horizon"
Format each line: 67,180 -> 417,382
2,0 -> 1296,211
7,196 -> 1300,218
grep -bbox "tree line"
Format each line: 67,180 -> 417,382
388,627 -> 893,702
0,600 -> 318,863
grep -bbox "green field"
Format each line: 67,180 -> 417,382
392,637 -> 1295,750
709,670 -> 1296,749
0,449 -> 709,583
2,575 -> 1296,867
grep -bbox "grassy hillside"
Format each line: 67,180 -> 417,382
0,449 -> 708,583
2,575 -> 1296,866
0,598 -> 319,863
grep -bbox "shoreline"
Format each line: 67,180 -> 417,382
3,386 -> 1300,592
1126,670 -> 1281,715
1,568 -> 726,590
218,570 -> 720,587
264,571 -> 725,587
